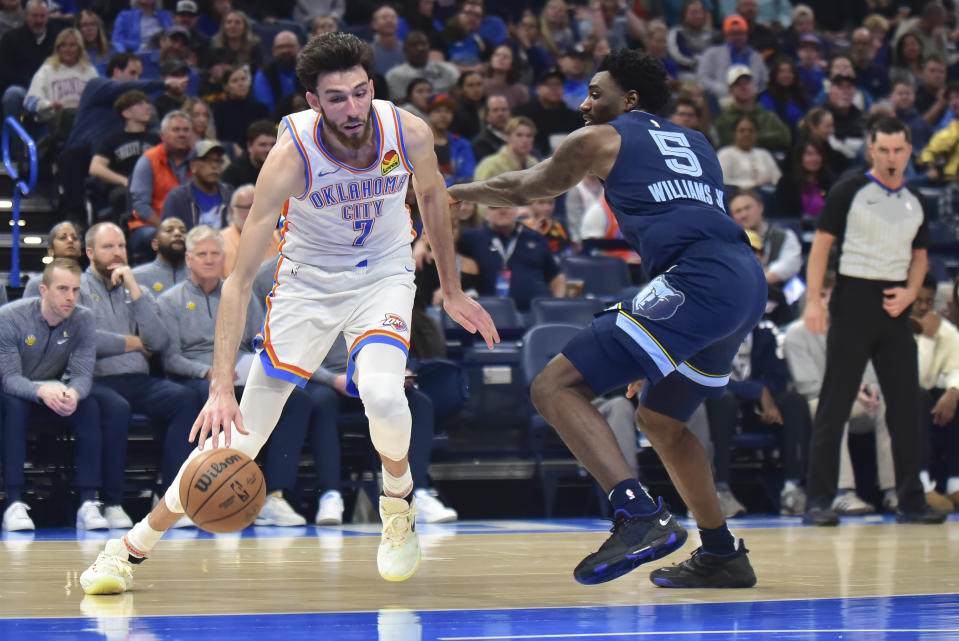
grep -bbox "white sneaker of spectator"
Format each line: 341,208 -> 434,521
76,500 -> 110,530
831,490 -> 875,515
255,491 -> 307,526
103,505 -> 133,529
315,490 -> 344,525
2,501 -> 35,531
413,487 -> 458,523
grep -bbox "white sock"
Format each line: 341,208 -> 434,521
382,464 -> 413,498
947,477 -> 959,495
123,518 -> 164,559
919,470 -> 936,493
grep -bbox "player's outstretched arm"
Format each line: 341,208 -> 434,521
399,110 -> 500,349
448,125 -> 616,206
190,130 -> 306,449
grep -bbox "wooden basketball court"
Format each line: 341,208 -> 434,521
1,515 -> 957,639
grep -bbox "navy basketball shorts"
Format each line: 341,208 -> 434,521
563,241 -> 767,422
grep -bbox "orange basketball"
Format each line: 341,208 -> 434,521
178,448 -> 265,533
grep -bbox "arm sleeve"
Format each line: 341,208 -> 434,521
816,176 -> 862,241
0,325 -> 39,402
23,65 -> 51,115
96,330 -> 128,357
111,12 -> 141,53
131,293 -> 169,353
767,227 -> 802,282
159,298 -> 208,379
129,155 -> 156,221
64,312 -> 96,399
696,52 -> 727,99
310,365 -> 338,386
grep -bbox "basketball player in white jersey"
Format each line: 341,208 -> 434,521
79,33 -> 498,594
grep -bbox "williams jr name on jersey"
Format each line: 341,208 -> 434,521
281,100 -> 416,268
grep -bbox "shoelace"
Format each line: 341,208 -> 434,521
381,507 -> 417,548
90,549 -> 132,578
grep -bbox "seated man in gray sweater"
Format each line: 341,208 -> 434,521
158,225 -> 313,526
81,223 -> 201,512
131,217 -> 188,296
0,259 -> 128,531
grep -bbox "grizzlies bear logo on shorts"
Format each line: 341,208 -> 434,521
632,274 -> 686,321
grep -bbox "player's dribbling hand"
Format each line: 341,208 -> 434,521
189,387 -> 249,450
444,291 -> 500,349
625,380 -> 644,399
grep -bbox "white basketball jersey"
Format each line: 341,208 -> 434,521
280,100 -> 416,267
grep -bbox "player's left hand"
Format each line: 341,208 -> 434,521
882,286 -> 915,318
625,380 -> 644,399
444,291 -> 500,349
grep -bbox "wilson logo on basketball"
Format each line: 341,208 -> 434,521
381,150 -> 399,175
193,454 -> 243,492
382,313 -> 408,332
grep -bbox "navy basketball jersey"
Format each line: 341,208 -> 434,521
603,111 -> 748,276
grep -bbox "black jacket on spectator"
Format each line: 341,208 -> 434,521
212,96 -> 270,148
0,24 -> 58,92
221,151 -> 260,188
472,126 -> 507,164
514,98 -> 583,159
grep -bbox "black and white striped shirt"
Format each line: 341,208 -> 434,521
817,173 -> 929,281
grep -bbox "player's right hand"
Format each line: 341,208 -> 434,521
189,386 -> 249,450
444,291 -> 500,349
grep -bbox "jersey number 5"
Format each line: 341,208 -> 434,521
352,219 -> 375,246
648,130 -> 703,177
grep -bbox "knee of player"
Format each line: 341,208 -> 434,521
358,375 -> 407,418
636,404 -> 682,447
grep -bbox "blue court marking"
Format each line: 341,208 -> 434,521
6,594 -> 959,640
4,513 -> 957,542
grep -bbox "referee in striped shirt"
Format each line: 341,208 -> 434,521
802,117 -> 947,525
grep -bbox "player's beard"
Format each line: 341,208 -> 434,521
321,107 -> 373,151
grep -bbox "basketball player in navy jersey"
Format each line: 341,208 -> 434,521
449,49 -> 765,588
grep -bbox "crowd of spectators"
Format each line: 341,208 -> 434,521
4,0 -> 959,529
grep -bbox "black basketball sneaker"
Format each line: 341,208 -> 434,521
649,538 -> 757,588
574,498 -> 688,585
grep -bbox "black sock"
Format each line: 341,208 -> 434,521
699,524 -> 736,555
382,491 -> 413,506
608,478 -> 658,515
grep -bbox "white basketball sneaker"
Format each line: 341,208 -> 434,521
103,505 -> 133,529
315,490 -> 345,525
2,501 -> 35,531
413,488 -> 458,523
80,539 -> 137,595
76,500 -> 110,530
255,492 -> 307,526
377,495 -> 421,582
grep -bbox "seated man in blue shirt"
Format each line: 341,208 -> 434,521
456,204 -> 565,311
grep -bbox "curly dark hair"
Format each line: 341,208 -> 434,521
296,32 -> 374,93
596,48 -> 670,114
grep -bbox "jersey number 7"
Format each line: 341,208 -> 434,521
352,219 -> 375,246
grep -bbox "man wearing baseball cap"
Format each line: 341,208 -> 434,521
696,14 -> 767,102
715,64 -> 791,151
161,139 -> 234,230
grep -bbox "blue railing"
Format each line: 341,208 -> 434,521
2,117 -> 37,288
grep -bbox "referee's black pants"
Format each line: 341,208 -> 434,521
807,276 -> 926,512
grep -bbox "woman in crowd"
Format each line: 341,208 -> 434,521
449,69 -> 486,140
666,0 -> 713,76
717,114 -> 782,190
890,32 -> 923,88
182,96 -> 218,143
402,77 -> 432,122
774,136 -> 835,224
483,44 -> 529,110
24,28 -> 98,134
210,9 -> 264,73
760,55 -> 806,130
211,65 -> 270,151
796,106 -> 849,173
76,10 -> 114,74
539,0 -> 579,61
